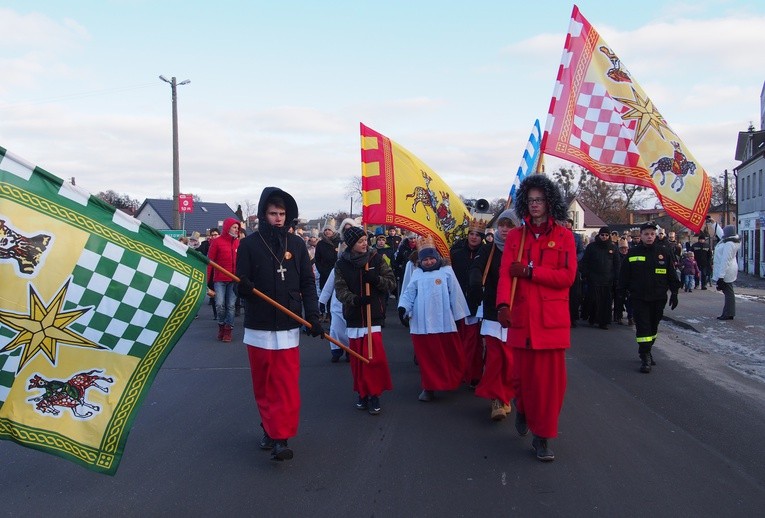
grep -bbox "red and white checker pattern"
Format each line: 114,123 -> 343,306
569,81 -> 640,167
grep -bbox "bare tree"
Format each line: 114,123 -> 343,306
96,190 -> 140,214
345,176 -> 362,216
552,167 -> 579,200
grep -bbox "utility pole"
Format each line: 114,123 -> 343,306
159,75 -> 190,230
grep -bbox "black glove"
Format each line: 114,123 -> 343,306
237,277 -> 255,298
716,278 -> 725,291
319,302 -> 326,315
398,307 -> 409,327
669,292 -> 678,310
355,295 -> 372,306
307,316 -> 325,338
363,269 -> 380,286
467,285 -> 483,315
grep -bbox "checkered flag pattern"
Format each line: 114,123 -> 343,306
570,82 -> 640,167
64,237 -> 190,358
0,333 -> 20,403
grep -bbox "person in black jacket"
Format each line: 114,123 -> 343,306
467,210 -> 515,423
580,226 -> 620,329
618,221 -> 681,373
314,225 -> 340,291
334,226 -> 397,415
450,219 -> 486,388
236,187 -> 324,462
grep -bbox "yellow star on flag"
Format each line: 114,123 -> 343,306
616,87 -> 671,144
0,280 -> 103,371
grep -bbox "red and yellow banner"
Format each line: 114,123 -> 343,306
542,5 -> 711,232
360,123 -> 470,257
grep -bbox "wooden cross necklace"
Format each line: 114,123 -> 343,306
259,232 -> 289,281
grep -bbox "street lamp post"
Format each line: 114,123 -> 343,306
159,75 -> 190,230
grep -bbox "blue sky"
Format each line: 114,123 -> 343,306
1,1 -> 764,219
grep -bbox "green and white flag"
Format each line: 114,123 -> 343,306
0,146 -> 208,474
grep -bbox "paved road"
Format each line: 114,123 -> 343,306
3,295 -> 765,517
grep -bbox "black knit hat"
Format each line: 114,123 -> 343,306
343,226 -> 366,249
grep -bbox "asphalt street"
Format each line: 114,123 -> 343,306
2,290 -> 765,517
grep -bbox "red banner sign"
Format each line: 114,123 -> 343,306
178,194 -> 193,213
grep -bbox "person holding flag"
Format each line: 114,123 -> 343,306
496,175 -> 576,462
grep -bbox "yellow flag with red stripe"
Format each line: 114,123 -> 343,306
360,123 -> 470,257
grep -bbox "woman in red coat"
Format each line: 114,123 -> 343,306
496,175 -> 576,462
206,217 -> 241,342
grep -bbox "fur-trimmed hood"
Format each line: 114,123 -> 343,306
514,174 -> 568,222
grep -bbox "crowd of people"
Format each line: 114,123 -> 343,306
189,179 -> 740,464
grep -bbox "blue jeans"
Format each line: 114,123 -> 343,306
214,281 -> 236,326
683,274 -> 695,291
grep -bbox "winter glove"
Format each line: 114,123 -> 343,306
398,307 -> 410,327
716,278 -> 725,291
319,302 -> 327,315
362,268 -> 380,286
307,316 -> 325,338
237,277 -> 255,298
467,285 -> 483,315
669,292 -> 679,310
497,305 -> 511,328
510,262 -> 532,278
354,295 -> 372,306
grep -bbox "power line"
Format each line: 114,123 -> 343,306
0,82 -> 158,109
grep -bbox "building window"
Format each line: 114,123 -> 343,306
760,169 -> 763,197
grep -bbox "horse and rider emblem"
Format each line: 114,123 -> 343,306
650,141 -> 697,192
27,369 -> 114,419
405,170 -> 469,243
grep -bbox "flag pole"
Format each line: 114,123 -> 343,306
208,260 -> 369,364
363,224 -> 374,360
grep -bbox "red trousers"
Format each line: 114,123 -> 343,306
457,320 -> 484,383
412,332 -> 465,391
349,332 -> 393,397
475,335 -> 515,404
247,346 -> 300,440
512,348 -> 567,438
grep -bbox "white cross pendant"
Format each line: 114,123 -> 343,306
277,265 -> 287,281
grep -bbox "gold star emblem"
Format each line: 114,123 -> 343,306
0,280 -> 103,371
616,87 -> 670,144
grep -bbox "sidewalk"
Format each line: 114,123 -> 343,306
661,270 -> 765,383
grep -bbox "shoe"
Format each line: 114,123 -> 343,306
217,323 -> 225,341
639,354 -> 651,373
344,352 -> 350,362
259,431 -> 275,450
222,324 -> 233,343
532,436 -> 555,462
468,379 -> 480,390
331,349 -> 343,363
355,396 -> 368,410
598,324 -> 609,330
490,399 -> 507,421
418,390 -> 434,402
270,440 -> 293,461
701,287 -> 707,290
716,315 -> 734,320
368,396 -> 381,415
503,402 -> 512,414
514,404 -> 529,436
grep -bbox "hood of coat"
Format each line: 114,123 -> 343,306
513,174 -> 568,223
257,187 -> 298,223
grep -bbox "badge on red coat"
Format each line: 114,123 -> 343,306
548,241 -> 555,247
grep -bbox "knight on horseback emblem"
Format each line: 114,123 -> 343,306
405,170 -> 469,244
649,141 -> 697,192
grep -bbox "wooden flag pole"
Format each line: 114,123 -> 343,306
509,226 -> 527,310
208,260 -> 369,364
363,225 -> 373,360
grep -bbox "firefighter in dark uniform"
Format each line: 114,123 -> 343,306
617,221 -> 681,373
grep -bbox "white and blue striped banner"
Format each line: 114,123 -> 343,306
508,119 -> 542,204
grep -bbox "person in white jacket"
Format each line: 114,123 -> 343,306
318,268 -> 349,362
711,224 -> 741,320
398,237 -> 470,402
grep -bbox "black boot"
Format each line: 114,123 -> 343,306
259,429 -> 275,450
271,440 -> 293,461
532,435 -> 555,462
639,354 -> 651,373
514,402 -> 528,436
